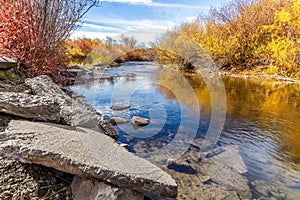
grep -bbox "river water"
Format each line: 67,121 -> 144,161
70,62 -> 300,199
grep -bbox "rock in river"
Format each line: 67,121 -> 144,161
110,117 -> 130,126
131,116 -> 150,126
0,120 -> 178,198
110,105 -> 130,111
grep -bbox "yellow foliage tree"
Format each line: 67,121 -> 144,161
158,0 -> 300,78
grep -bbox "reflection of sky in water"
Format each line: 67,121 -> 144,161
70,62 -> 300,198
71,63 -> 185,140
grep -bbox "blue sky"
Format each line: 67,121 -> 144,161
71,0 -> 229,45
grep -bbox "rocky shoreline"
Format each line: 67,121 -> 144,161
0,75 -> 177,199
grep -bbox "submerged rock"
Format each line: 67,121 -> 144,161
167,159 -> 197,174
0,120 -> 178,198
131,116 -> 150,126
204,145 -> 248,174
110,105 -> 130,111
251,179 -> 299,199
71,176 -> 144,200
165,145 -> 251,200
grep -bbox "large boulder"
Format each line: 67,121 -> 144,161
0,75 -> 118,139
0,120 -> 178,198
24,75 -> 98,127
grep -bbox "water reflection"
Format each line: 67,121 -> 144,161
70,62 -> 300,199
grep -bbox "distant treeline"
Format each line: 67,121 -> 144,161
64,34 -> 145,66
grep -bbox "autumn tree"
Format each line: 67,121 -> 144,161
0,0 -> 100,77
120,34 -> 138,49
158,0 -> 300,78
64,38 -> 102,65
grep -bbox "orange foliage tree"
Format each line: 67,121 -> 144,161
64,38 -> 102,65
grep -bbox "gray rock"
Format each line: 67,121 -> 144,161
0,92 -> 60,122
98,115 -> 119,139
110,105 -> 130,111
25,75 -> 98,127
0,57 -> 17,69
131,116 -> 150,126
67,65 -> 94,77
0,75 -> 118,139
0,120 -> 177,197
110,117 -> 130,126
71,176 -> 144,200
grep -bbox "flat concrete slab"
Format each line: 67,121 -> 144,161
0,120 -> 177,197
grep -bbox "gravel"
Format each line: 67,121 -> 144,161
0,157 -> 74,199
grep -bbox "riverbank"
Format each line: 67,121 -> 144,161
221,71 -> 300,84
0,75 -> 177,199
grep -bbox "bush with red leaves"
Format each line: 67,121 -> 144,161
0,0 -> 66,77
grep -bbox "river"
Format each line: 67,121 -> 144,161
70,62 -> 300,199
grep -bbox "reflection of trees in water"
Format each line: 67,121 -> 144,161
155,68 -> 211,118
156,69 -> 300,166
223,77 -> 300,165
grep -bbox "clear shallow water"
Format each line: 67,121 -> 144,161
70,62 -> 300,199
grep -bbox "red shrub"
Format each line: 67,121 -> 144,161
0,0 -> 66,77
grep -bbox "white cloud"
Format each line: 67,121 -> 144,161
82,23 -> 122,32
115,28 -> 166,44
185,16 -> 198,23
101,0 -> 204,9
70,30 -> 119,39
102,0 -> 152,3
85,18 -> 176,30
71,15 -> 201,42
71,27 -> 166,45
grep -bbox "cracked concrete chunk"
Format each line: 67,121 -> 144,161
0,75 -> 118,139
0,92 -> 60,122
0,120 -> 177,198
